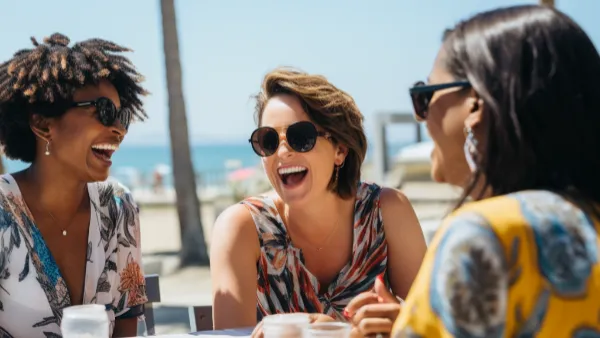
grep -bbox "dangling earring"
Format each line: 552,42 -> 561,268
45,139 -> 51,156
332,161 -> 344,188
463,127 -> 478,172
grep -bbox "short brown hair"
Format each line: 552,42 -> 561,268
254,67 -> 367,199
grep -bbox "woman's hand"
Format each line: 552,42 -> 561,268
251,313 -> 335,338
345,275 -> 402,338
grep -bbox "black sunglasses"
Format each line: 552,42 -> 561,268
72,97 -> 132,130
249,121 -> 331,157
409,81 -> 471,120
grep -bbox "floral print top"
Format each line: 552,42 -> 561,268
242,181 -> 388,321
0,174 -> 147,338
392,190 -> 600,338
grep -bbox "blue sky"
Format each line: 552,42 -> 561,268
2,0 -> 599,146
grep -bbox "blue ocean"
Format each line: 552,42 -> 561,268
3,142 -> 413,188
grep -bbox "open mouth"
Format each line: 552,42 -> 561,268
91,143 -> 118,163
278,166 -> 308,189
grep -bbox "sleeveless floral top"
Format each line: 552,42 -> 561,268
241,181 -> 388,321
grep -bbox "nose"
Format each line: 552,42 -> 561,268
110,123 -> 126,140
276,134 -> 293,159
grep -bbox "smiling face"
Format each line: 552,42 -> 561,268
37,79 -> 126,182
259,94 -> 346,206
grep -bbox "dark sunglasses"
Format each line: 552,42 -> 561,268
72,97 -> 132,130
249,121 -> 331,157
409,81 -> 471,120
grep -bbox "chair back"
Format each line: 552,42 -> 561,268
142,274 -> 161,336
188,305 -> 213,332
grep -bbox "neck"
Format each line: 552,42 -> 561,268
21,161 -> 88,215
284,191 -> 354,240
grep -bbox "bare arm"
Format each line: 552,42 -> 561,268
380,188 -> 427,299
210,204 -> 261,330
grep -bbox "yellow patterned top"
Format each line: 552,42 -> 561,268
392,190 -> 600,338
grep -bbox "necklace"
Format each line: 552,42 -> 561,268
46,210 -> 72,236
314,223 -> 341,251
34,204 -> 75,237
285,209 -> 343,251
21,170 -> 79,236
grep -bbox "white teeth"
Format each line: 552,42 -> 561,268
278,166 -> 307,175
91,144 -> 119,151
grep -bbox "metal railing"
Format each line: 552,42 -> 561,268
371,111 -> 422,183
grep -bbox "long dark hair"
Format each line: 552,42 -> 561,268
443,5 -> 600,211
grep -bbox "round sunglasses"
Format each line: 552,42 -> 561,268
409,80 -> 471,120
249,121 -> 331,157
72,97 -> 132,130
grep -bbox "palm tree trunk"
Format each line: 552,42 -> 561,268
160,0 -> 210,266
0,156 -> 5,174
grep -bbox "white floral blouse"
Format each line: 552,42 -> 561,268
0,174 -> 147,337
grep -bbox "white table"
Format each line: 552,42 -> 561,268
133,327 -> 253,337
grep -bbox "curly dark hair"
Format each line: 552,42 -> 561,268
0,33 -> 148,162
254,67 -> 367,199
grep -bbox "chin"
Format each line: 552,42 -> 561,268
431,167 -> 446,183
86,169 -> 110,183
276,186 -> 311,206
429,154 -> 446,183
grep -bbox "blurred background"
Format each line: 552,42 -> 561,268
0,0 -> 595,333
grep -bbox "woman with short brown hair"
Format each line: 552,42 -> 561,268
210,67 -> 426,330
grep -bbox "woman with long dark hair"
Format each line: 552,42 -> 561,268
346,5 -> 600,337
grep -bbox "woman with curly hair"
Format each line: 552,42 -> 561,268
0,33 -> 148,337
209,68 -> 427,331
346,5 -> 600,337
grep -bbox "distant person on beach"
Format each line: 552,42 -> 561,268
345,5 -> 600,337
152,169 -> 164,193
0,33 -> 148,337
209,67 -> 427,331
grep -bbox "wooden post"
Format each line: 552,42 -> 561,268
160,0 -> 210,266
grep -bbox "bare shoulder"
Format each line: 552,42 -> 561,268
213,203 -> 256,236
211,201 -> 260,257
379,187 -> 413,212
